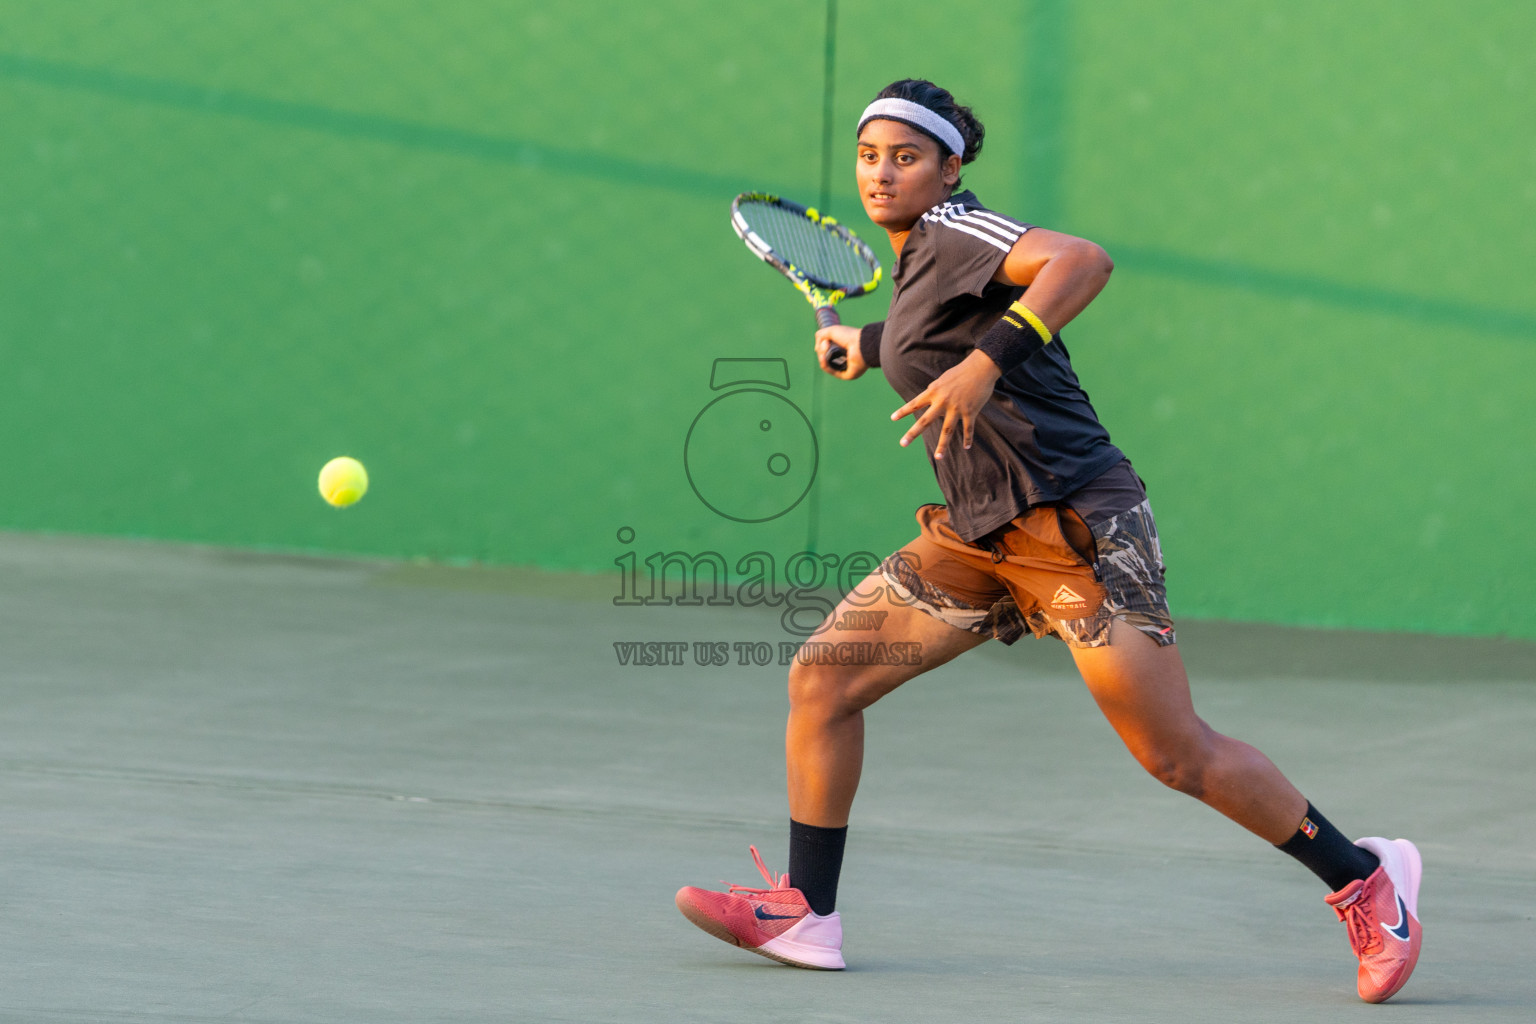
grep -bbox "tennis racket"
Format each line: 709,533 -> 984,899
731,192 -> 882,371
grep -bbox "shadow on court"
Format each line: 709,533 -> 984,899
2,534 -> 1532,1022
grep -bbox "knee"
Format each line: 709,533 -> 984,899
1135,739 -> 1213,798
787,659 -> 868,719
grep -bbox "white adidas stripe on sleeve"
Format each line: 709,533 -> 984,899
923,202 -> 1029,253
949,210 -> 1020,244
937,216 -> 1014,252
965,209 -> 1029,235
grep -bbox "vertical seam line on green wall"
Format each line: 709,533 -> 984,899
805,0 -> 838,554
1023,0 -> 1069,228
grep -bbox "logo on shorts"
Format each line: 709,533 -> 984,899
1052,584 -> 1088,610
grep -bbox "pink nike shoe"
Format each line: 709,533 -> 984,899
1325,837 -> 1423,1003
675,846 -> 845,970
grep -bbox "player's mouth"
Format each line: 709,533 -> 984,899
866,190 -> 896,206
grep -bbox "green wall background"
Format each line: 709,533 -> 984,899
1,1 -> 1532,637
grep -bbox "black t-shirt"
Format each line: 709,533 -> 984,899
877,190 -> 1125,541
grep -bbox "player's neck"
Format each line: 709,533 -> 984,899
885,187 -> 958,254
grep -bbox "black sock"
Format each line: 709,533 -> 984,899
1276,802 -> 1380,891
788,819 -> 847,916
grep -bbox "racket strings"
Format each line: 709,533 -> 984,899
743,201 -> 874,289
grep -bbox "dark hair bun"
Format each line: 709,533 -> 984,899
873,79 -> 985,164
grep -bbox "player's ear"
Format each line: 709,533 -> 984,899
942,152 -> 962,188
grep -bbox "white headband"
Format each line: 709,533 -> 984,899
857,98 -> 965,158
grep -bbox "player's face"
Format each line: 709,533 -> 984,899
856,120 -> 961,230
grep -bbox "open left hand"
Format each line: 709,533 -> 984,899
890,350 -> 1003,459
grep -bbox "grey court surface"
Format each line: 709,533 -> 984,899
3,533 -> 1534,1023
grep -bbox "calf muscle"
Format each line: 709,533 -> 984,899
1071,620 -> 1307,844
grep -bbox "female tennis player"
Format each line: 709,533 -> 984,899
676,79 -> 1422,1002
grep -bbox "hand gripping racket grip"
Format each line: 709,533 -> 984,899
815,305 -> 848,371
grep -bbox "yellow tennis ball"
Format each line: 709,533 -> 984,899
318,456 -> 368,508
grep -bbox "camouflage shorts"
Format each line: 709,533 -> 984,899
880,499 -> 1177,649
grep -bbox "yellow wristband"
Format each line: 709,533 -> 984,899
978,301 -> 1055,375
1007,301 -> 1054,344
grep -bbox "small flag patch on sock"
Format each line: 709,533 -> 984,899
1300,817 -> 1319,839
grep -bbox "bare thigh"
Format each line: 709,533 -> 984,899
792,568 -> 989,710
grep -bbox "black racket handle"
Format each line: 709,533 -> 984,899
815,305 -> 848,371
